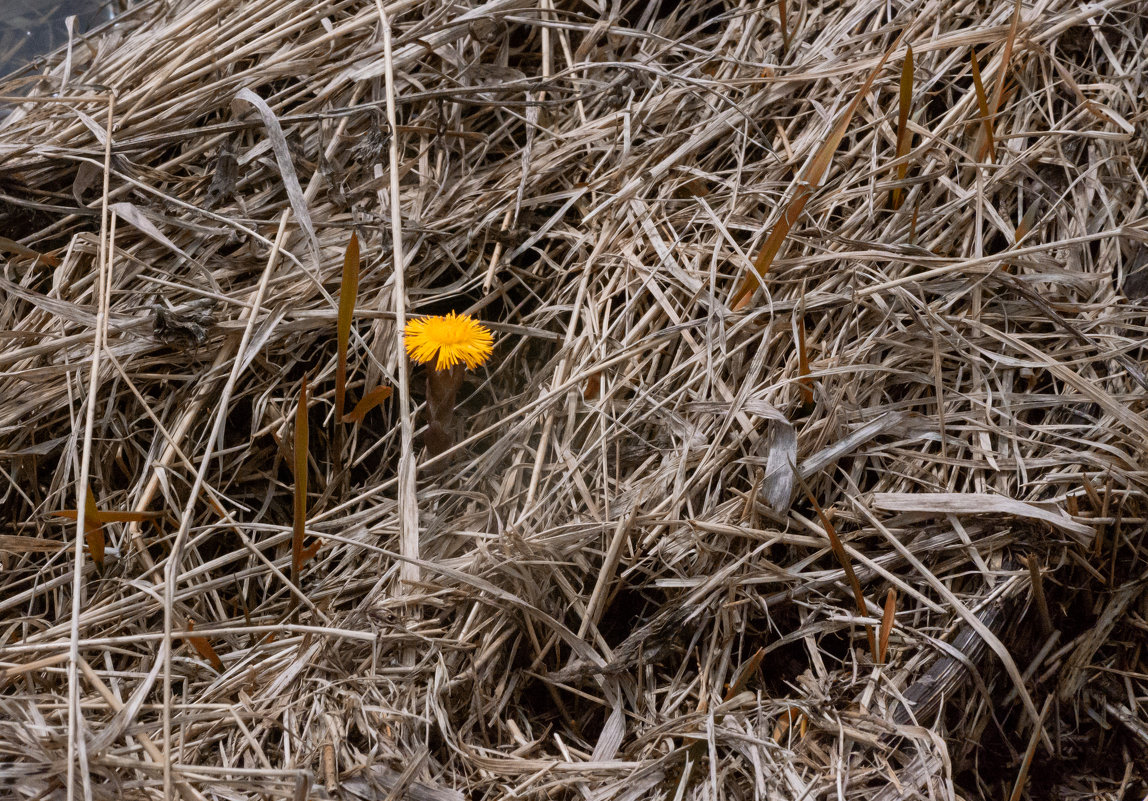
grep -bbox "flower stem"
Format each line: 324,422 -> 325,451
425,364 -> 463,457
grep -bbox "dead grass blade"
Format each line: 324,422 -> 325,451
0,536 -> 68,554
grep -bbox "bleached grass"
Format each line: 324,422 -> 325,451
1,0 -> 1147,799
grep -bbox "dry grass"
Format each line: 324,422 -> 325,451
2,0 -> 1148,799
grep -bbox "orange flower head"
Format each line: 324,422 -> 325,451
403,312 -> 493,370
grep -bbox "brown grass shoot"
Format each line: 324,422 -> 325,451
723,647 -> 765,702
292,376 -> 310,586
732,39 -> 899,309
184,619 -> 224,671
771,707 -> 807,744
969,48 -> 995,163
583,372 -> 601,401
878,587 -> 896,663
1027,557 -> 1053,636
986,0 -> 1024,162
892,43 -> 914,209
0,236 -> 60,267
1014,202 -> 1039,243
343,385 -> 393,424
778,0 -> 790,52
335,232 -> 360,424
1008,696 -> 1052,801
51,488 -> 159,570
796,315 -> 813,407
804,487 -> 876,656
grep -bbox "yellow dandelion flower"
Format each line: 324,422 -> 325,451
403,311 -> 494,371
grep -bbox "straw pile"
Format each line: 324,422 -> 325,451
2,0 -> 1147,798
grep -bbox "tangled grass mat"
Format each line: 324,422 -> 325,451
1,0 -> 1147,798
